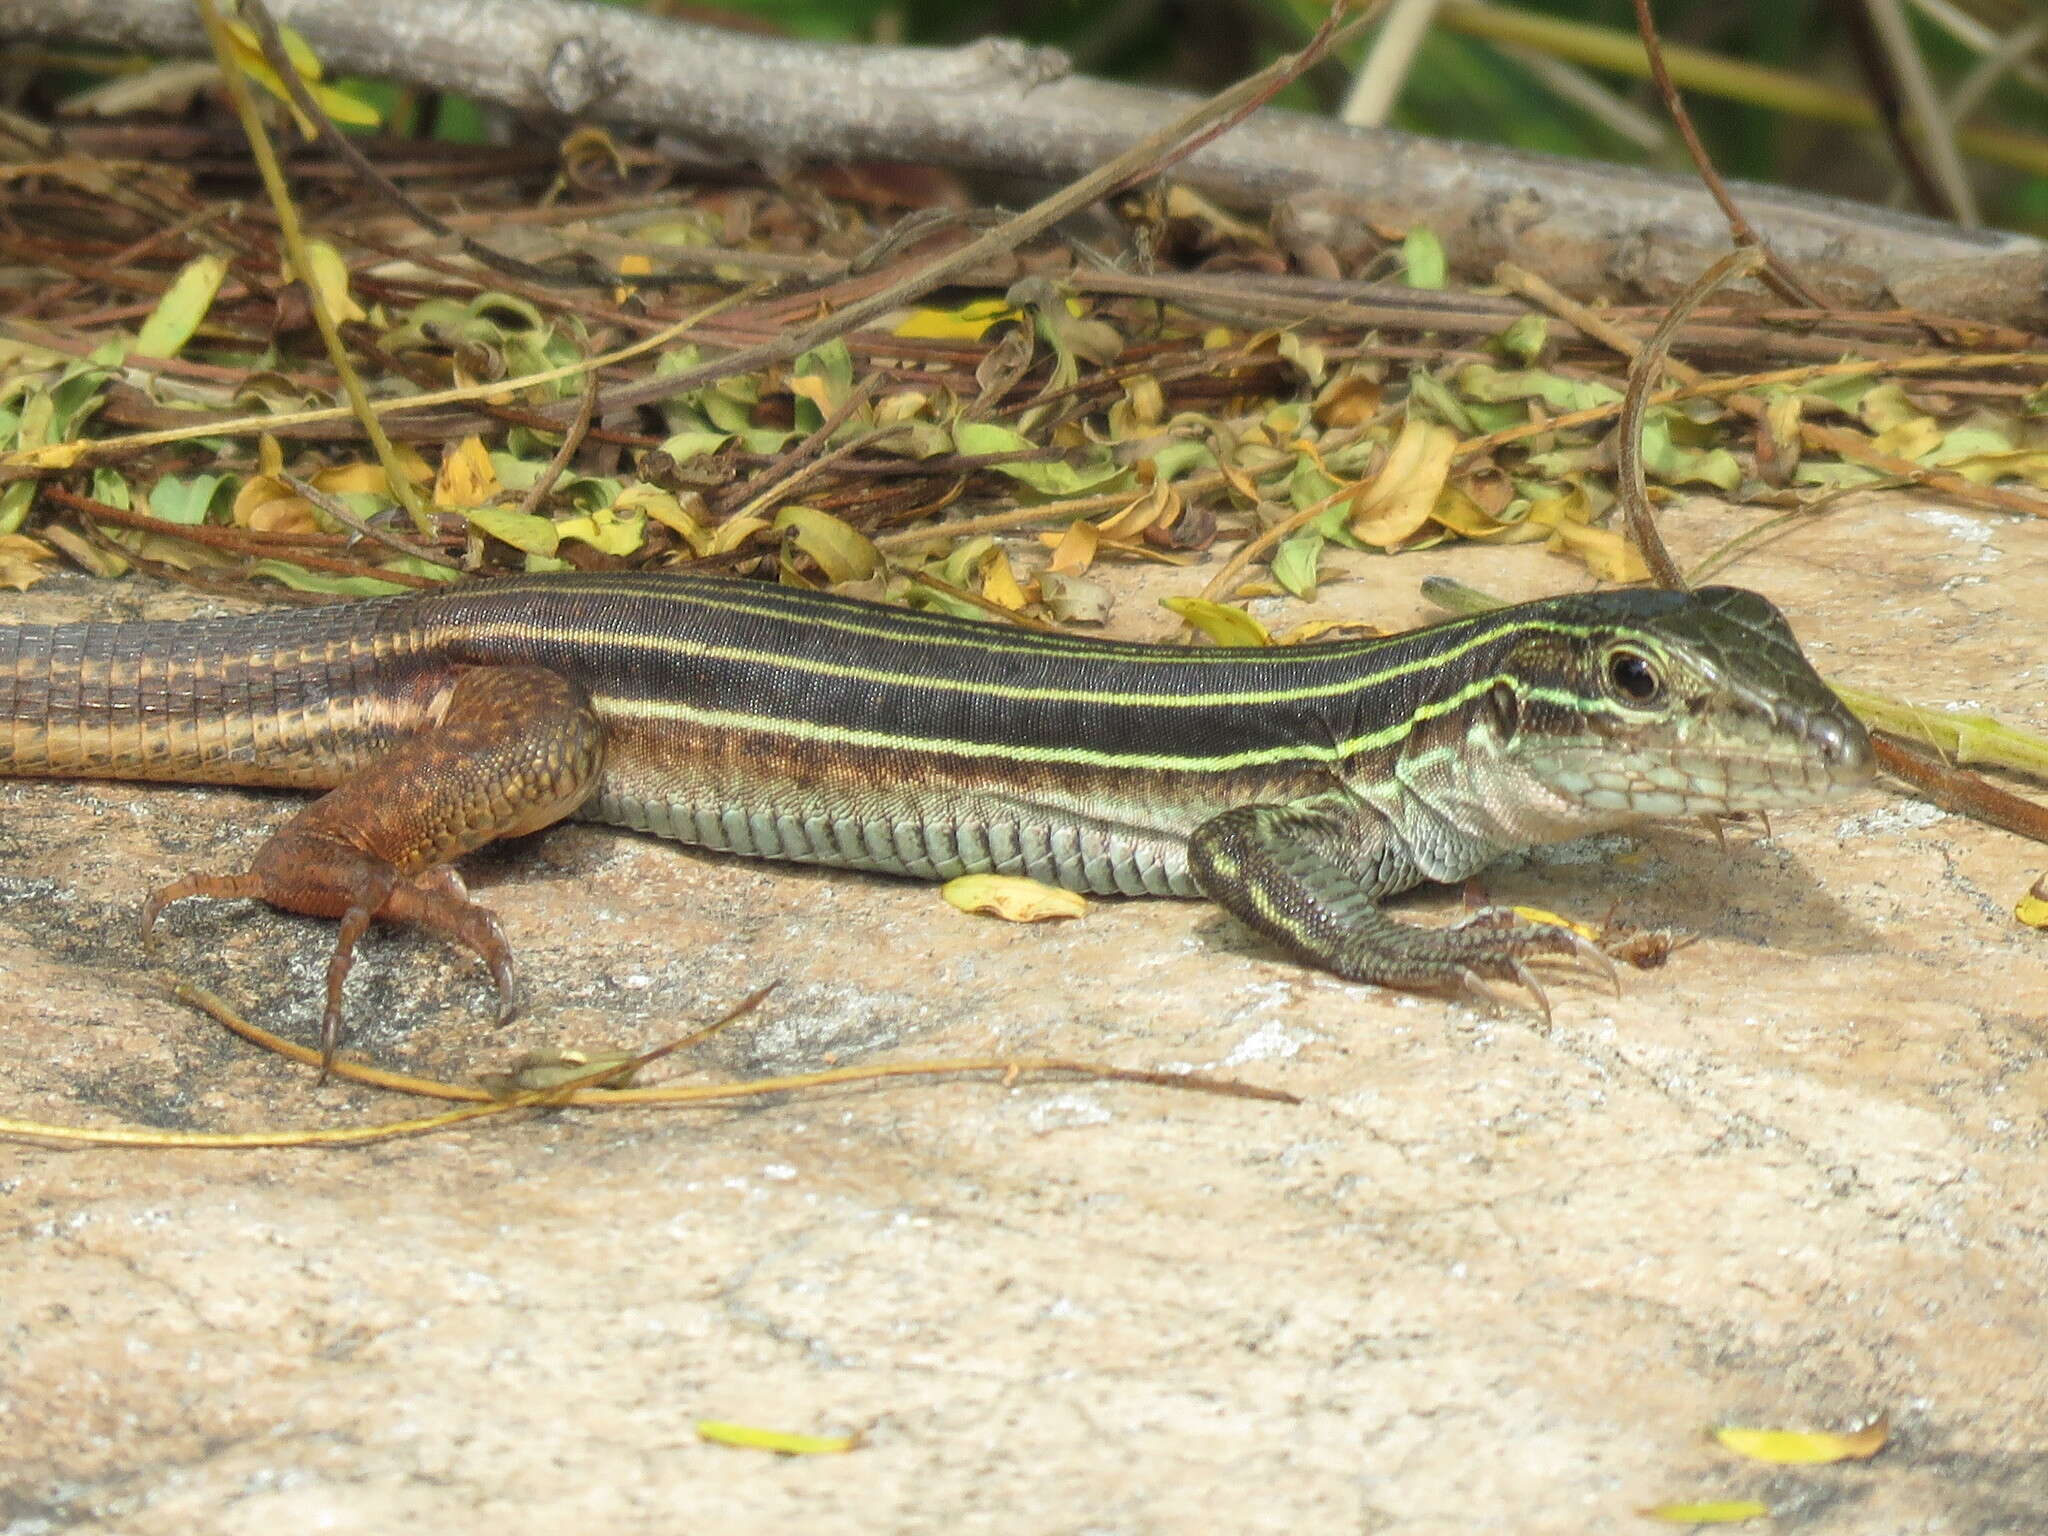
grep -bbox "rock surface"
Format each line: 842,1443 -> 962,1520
3,491 -> 2044,1534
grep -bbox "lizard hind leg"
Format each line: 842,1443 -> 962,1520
140,664 -> 604,1074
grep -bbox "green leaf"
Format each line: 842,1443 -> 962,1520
467,292 -> 545,333
135,254 -> 228,359
0,480 -> 33,536
1148,438 -> 1217,482
1161,596 -> 1270,647
1457,363 -> 1621,413
90,468 -> 131,511
1640,412 -> 1743,492
1404,369 -> 1476,435
1401,227 -> 1447,289
1495,314 -> 1548,364
656,430 -> 734,464
951,421 -> 1127,497
488,452 -> 544,492
464,508 -> 560,555
247,558 -> 455,596
1271,531 -> 1324,600
147,473 -> 236,526
774,505 -> 880,583
933,534 -> 997,589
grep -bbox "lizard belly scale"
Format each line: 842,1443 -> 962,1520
582,715 -> 1206,896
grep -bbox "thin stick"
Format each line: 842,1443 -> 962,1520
281,472 -> 462,571
1612,246 -> 1767,591
1629,0 -> 1829,308
513,370 -> 600,518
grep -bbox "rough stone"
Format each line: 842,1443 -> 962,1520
2,490 -> 2044,1533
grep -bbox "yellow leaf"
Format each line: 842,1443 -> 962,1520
310,79 -> 381,128
2017,877 -> 2048,930
1275,618 -> 1390,645
1426,484 -> 1513,540
311,462 -> 389,495
625,485 -> 709,553
4,442 -> 86,471
708,513 -> 769,557
1535,517 -> 1651,584
695,1420 -> 858,1456
556,507 -> 647,557
980,548 -> 1028,610
0,534 -> 57,591
223,20 -> 380,136
1716,1418 -> 1888,1465
392,443 -> 434,484
232,473 -> 317,534
1639,1500 -> 1769,1524
1045,518 -> 1099,575
135,253 -> 228,359
787,371 -> 842,418
433,435 -> 500,510
942,874 -> 1088,923
1348,417 -> 1456,548
1098,479 -> 1180,542
1510,905 -> 1599,942
893,299 -> 1021,341
1869,416 -> 1942,461
288,239 -> 365,324
1161,597 -> 1271,648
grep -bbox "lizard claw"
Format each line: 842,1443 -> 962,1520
1454,966 -> 1522,1014
1508,957 -> 1553,1026
1569,931 -> 1623,998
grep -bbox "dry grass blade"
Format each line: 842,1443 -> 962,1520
190,0 -> 428,531
0,981 -> 1295,1149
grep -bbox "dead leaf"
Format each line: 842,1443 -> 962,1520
433,435 -> 500,510
231,474 -> 318,535
696,1420 -> 858,1456
980,548 -> 1028,610
1638,1500 -> 1769,1525
1045,518 -> 1100,576
1347,416 -> 1456,548
1714,1415 -> 1889,1465
0,534 -> 57,591
941,874 -> 1088,923
2018,875 -> 2048,930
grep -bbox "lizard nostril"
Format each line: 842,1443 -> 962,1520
1807,710 -> 1874,777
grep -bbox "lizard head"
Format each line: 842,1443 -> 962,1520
1485,585 -> 1874,823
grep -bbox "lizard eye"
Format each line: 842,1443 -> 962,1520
1485,679 -> 1521,743
1605,647 -> 1663,705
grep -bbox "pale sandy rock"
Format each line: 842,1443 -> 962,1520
2,490 -> 2045,1533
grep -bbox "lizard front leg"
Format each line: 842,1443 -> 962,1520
142,665 -> 604,1072
1186,793 -> 1612,1015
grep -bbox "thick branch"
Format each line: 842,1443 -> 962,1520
16,0 -> 2048,320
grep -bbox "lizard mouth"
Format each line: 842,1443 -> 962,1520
1533,713 -> 1875,819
